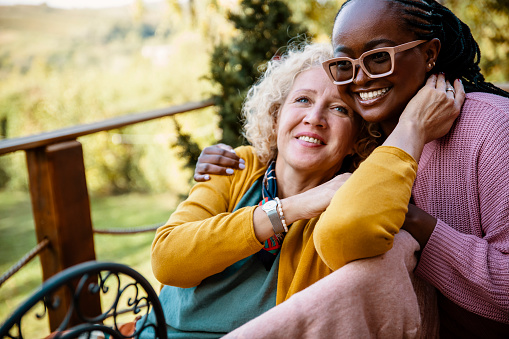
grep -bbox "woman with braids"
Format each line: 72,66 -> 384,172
327,0 -> 509,336
196,0 -> 509,337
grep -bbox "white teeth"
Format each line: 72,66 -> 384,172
298,136 -> 322,145
358,87 -> 390,101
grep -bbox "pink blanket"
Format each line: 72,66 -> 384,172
223,230 -> 438,339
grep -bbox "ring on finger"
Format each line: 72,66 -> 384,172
446,87 -> 455,95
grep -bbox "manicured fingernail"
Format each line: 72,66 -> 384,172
457,79 -> 462,83
239,163 -> 245,170
229,149 -> 236,154
226,168 -> 234,175
239,158 -> 245,164
204,174 -> 210,180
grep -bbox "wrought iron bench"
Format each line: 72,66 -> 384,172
0,261 -> 167,339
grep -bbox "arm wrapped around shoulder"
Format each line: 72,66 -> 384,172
314,146 -> 418,271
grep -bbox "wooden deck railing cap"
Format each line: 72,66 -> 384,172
0,98 -> 214,155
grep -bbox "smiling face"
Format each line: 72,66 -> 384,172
332,0 -> 435,133
275,67 -> 359,182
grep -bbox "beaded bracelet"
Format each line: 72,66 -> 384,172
274,197 -> 288,232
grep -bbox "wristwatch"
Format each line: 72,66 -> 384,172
261,200 -> 285,234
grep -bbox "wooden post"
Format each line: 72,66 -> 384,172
26,140 -> 101,330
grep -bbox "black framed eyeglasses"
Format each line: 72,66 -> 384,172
322,40 -> 428,85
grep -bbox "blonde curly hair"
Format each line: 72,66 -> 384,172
242,42 -> 380,170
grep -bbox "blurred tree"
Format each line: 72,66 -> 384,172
210,0 -> 307,147
189,0 -> 197,25
163,0 -> 201,31
166,0 -> 182,15
444,0 -> 509,82
155,0 -> 182,37
171,118 -> 203,186
132,0 -> 145,24
173,0 -> 308,170
0,117 -> 7,188
283,0 -> 344,39
91,129 -> 149,195
0,117 -> 6,139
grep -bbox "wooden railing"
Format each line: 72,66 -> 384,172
0,98 -> 214,330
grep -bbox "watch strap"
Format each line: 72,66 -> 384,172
263,201 -> 285,234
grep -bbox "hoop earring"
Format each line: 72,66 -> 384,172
428,61 -> 436,71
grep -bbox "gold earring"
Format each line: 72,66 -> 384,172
428,61 -> 435,70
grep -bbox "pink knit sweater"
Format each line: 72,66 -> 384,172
413,92 -> 509,330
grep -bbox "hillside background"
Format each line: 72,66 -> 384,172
0,0 -> 507,335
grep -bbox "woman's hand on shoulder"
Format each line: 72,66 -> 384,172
194,143 -> 245,182
401,73 -> 465,144
385,73 -> 465,161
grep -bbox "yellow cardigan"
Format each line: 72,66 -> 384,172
151,145 -> 417,304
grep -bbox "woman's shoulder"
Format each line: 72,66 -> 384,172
453,92 -> 509,146
464,92 -> 509,117
234,145 -> 256,158
457,92 -> 509,134
235,145 -> 264,167
233,145 -> 266,178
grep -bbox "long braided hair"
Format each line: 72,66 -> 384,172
336,0 -> 509,98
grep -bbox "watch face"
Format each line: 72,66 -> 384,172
262,200 -> 277,211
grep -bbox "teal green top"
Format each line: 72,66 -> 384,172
139,176 -> 278,338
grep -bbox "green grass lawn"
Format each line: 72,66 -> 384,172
0,189 -> 179,336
